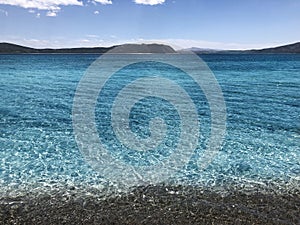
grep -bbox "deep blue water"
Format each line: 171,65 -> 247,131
0,54 -> 299,195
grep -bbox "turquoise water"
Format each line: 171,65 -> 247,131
0,54 -> 299,194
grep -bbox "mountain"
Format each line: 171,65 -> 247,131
0,43 -> 176,54
186,42 -> 300,54
181,47 -> 221,54
1,42 -> 300,54
249,42 -> 300,53
109,43 -> 176,53
0,43 -> 113,54
0,43 -> 37,53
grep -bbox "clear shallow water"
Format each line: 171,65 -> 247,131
0,54 -> 299,195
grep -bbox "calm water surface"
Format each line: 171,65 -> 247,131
0,54 -> 299,195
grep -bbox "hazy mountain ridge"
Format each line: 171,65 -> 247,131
0,42 -> 300,54
0,43 -> 113,54
0,43 -> 175,54
249,42 -> 300,53
186,42 -> 300,54
108,43 -> 176,53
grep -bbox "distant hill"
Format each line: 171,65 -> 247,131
0,43 -> 176,54
0,43 -> 113,54
1,42 -> 300,54
185,42 -> 300,54
0,43 -> 37,53
109,43 -> 176,53
179,47 -> 222,54
249,42 -> 300,53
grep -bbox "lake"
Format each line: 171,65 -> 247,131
0,53 -> 299,197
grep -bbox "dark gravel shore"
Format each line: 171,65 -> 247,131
1,185 -> 299,225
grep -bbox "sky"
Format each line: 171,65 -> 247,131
0,0 -> 299,50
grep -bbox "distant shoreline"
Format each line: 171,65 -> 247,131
1,52 -> 300,55
1,42 -> 300,54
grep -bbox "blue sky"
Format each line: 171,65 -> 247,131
0,0 -> 299,49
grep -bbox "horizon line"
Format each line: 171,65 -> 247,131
1,41 -> 300,52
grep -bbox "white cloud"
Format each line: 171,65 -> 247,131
46,10 -> 57,17
0,8 -> 8,16
36,12 -> 40,18
94,10 -> 99,14
94,0 -> 112,5
134,0 -> 165,5
80,39 -> 91,43
86,34 -> 99,38
0,0 -> 83,16
0,0 -> 113,17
